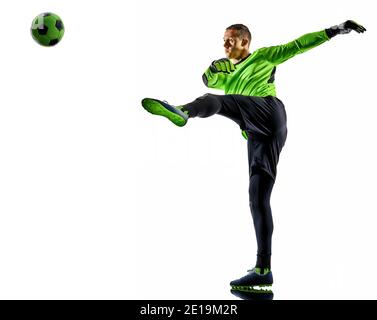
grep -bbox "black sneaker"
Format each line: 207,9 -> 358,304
230,268 -> 273,293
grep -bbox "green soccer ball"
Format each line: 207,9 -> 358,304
31,12 -> 65,47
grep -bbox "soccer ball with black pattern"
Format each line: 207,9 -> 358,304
31,13 -> 64,47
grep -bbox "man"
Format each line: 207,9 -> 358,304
141,20 -> 366,292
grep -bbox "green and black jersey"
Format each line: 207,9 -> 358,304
203,29 -> 330,97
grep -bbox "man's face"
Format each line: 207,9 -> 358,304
223,29 -> 248,60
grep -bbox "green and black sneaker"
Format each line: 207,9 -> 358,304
141,98 -> 189,127
230,268 -> 273,293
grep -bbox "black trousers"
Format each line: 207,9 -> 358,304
182,93 -> 288,268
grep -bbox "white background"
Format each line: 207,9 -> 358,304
0,0 -> 375,300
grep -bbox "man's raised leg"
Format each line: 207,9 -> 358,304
141,94 -> 244,127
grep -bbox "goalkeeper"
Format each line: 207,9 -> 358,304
141,20 -> 366,291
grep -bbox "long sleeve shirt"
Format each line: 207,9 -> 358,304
202,29 -> 330,97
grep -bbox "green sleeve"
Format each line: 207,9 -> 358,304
258,29 -> 330,65
202,66 -> 227,90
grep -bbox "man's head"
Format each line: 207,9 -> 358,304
224,24 -> 251,61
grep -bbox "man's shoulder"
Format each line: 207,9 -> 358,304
252,46 -> 272,55
247,47 -> 269,60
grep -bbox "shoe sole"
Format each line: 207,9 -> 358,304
230,289 -> 274,300
141,98 -> 187,127
231,284 -> 273,294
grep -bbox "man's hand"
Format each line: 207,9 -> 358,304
326,20 -> 366,38
209,58 -> 236,74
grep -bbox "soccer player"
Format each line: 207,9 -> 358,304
141,20 -> 366,292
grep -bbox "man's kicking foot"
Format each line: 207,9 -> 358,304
141,98 -> 189,127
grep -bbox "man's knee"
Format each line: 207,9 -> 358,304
249,169 -> 274,210
194,93 -> 222,117
197,93 -> 217,104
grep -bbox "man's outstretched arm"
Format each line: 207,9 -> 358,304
259,20 -> 366,66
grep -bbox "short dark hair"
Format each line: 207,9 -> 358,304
226,24 -> 252,44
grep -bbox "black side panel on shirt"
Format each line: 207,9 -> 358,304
267,67 -> 276,83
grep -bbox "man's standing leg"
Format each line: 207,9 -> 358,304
229,142 -> 278,290
230,96 -> 287,290
249,168 -> 275,271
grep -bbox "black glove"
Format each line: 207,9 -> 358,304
209,58 -> 236,74
326,20 -> 366,38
